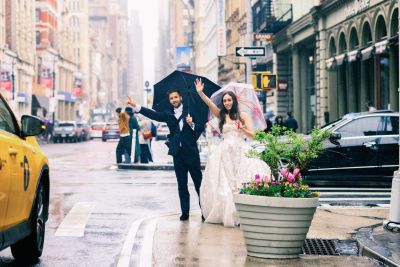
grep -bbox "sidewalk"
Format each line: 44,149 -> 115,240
151,208 -> 391,266
357,225 -> 400,267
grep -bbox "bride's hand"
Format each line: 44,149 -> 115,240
194,78 -> 204,93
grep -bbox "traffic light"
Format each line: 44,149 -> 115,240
252,72 -> 277,91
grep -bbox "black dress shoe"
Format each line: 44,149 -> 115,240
180,213 -> 189,221
201,215 -> 205,222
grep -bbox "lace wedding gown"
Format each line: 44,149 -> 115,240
200,123 -> 272,227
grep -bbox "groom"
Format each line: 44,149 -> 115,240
126,90 -> 204,221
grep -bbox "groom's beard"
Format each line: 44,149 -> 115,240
173,103 -> 182,109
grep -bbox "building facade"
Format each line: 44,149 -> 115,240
194,0 -> 219,83
4,0 -> 36,117
68,0 -> 90,120
89,0 -> 128,119
166,0 -> 195,73
128,10 -> 144,105
273,0 -> 398,133
218,0 -> 247,85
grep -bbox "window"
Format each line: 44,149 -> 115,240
35,9 -> 40,22
381,116 -> 399,135
0,97 -> 17,134
36,31 -> 41,45
336,116 -> 382,137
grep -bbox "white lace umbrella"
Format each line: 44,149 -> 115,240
208,82 -> 267,134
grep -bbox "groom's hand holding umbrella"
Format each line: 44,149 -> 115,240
186,114 -> 194,128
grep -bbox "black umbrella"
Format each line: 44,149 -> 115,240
153,70 -> 220,125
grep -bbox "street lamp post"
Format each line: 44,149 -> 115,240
51,54 -> 59,124
383,2 -> 400,232
11,61 -> 15,100
144,81 -> 151,108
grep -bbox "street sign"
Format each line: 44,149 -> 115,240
235,47 -> 266,57
253,33 -> 275,42
144,81 -> 150,88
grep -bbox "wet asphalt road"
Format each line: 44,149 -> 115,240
0,139 -> 392,266
0,139 -> 199,267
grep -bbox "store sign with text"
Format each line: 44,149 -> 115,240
344,0 -> 370,18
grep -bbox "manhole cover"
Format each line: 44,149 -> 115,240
302,239 -> 339,256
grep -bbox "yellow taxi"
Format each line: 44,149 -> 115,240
0,93 -> 49,262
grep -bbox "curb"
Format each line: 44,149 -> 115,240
356,226 -> 400,267
118,163 -> 206,170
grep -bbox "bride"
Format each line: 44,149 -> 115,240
195,78 -> 272,227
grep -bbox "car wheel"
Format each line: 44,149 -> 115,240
102,138 -> 106,142
11,182 -> 46,263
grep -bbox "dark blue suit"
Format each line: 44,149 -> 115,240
139,106 -> 204,214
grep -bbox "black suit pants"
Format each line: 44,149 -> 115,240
173,147 -> 202,214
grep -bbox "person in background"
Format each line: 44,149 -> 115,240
263,116 -> 273,133
138,115 -> 153,164
284,111 -> 298,133
366,100 -> 377,111
115,107 -> 131,164
125,107 -> 141,163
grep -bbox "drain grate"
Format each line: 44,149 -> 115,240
302,238 -> 339,256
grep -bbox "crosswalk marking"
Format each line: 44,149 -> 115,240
55,202 -> 96,237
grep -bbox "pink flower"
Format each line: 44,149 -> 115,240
255,174 -> 261,180
262,175 -> 269,182
280,168 -> 288,178
287,173 -> 295,183
293,168 -> 300,177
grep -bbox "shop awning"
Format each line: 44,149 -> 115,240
347,50 -> 360,62
361,46 -> 375,61
335,54 -> 346,66
58,91 -> 76,103
32,95 -> 49,111
325,57 -> 336,70
375,40 -> 388,55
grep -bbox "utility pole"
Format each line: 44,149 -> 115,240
246,0 -> 253,84
11,58 -> 15,100
383,1 -> 400,232
52,55 -> 58,124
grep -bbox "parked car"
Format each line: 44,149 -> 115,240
156,122 -> 170,140
102,122 -> 120,142
89,122 -> 106,139
53,121 -> 82,143
77,122 -> 90,141
303,111 -> 399,187
0,92 -> 50,263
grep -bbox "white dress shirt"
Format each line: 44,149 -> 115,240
132,104 -> 194,131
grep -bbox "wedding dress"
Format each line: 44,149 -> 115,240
200,123 -> 272,227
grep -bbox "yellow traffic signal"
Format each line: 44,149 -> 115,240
252,72 -> 277,91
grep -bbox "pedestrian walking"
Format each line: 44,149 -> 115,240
284,111 -> 298,132
137,115 -> 153,164
125,107 -> 141,163
115,107 -> 131,164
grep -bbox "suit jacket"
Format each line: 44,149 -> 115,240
139,106 -> 204,156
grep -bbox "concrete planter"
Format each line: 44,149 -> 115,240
233,193 -> 318,259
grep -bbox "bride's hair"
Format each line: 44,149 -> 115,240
219,91 -> 242,132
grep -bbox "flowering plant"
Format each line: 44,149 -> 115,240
242,126 -> 331,198
240,169 -> 319,198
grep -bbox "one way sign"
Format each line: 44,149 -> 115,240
235,47 -> 266,57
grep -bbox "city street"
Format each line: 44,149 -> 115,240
0,140 -> 198,266
0,139 -> 393,266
